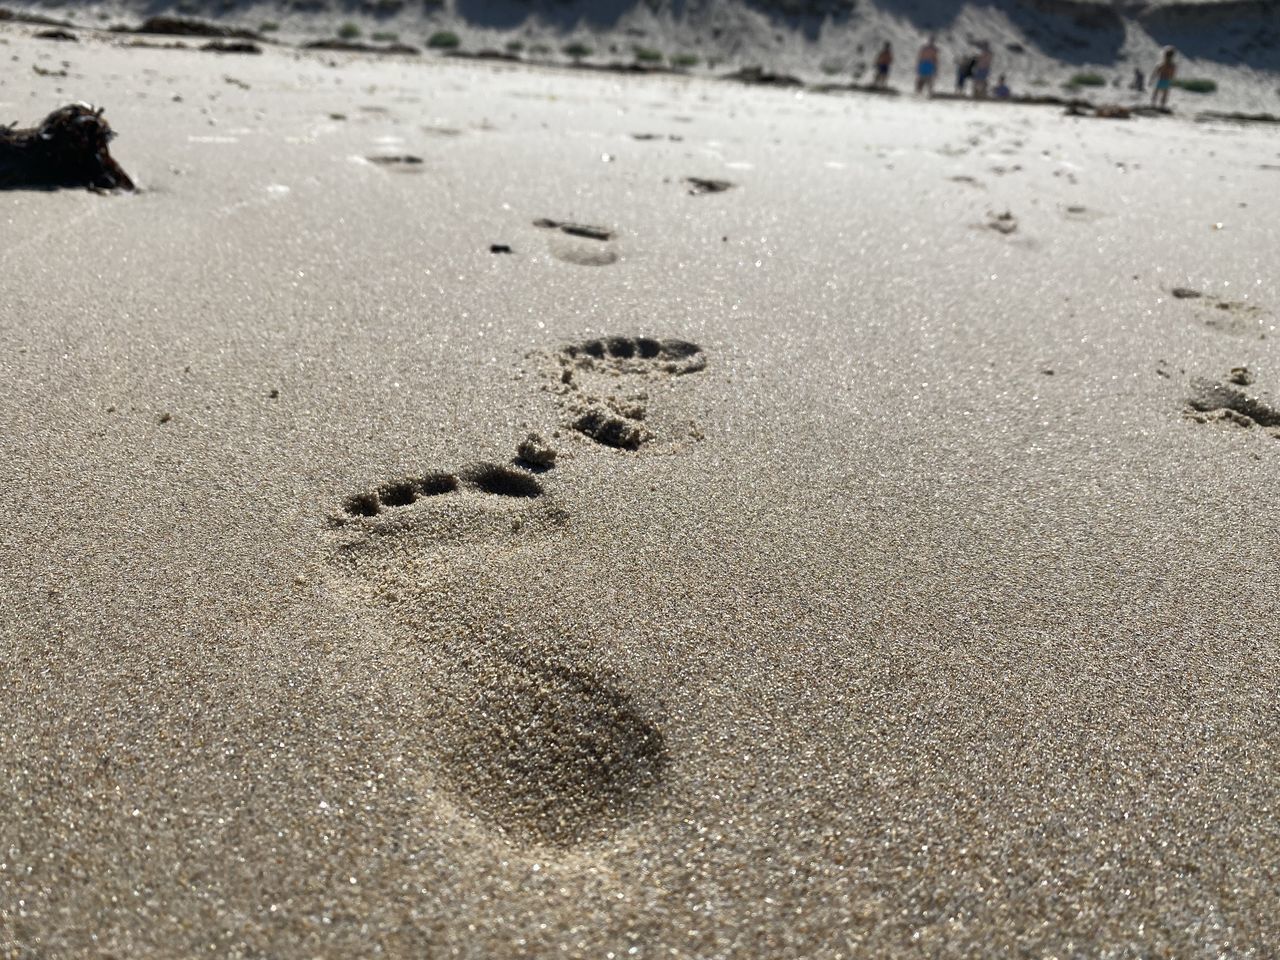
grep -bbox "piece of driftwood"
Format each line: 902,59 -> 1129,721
0,104 -> 134,191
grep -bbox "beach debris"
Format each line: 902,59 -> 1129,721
1229,367 -> 1254,386
204,40 -> 262,55
0,104 -> 134,192
685,176 -> 734,195
490,243 -> 513,254
1065,102 -> 1130,119
122,39 -> 188,50
302,39 -> 420,55
1095,104 -> 1132,119
32,64 -> 68,78
444,48 -> 522,63
1195,111 -> 1280,126
131,15 -> 260,39
516,432 -> 557,469
723,65 -> 803,87
534,218 -> 613,241
987,210 -> 1018,234
1172,287 -> 1203,299
35,28 -> 77,41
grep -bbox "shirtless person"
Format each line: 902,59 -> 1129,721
874,42 -> 893,89
1150,47 -> 1176,108
916,36 -> 939,95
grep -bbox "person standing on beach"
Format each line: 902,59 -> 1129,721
916,36 -> 939,95
1131,66 -> 1145,93
874,42 -> 893,89
1150,47 -> 1176,108
972,42 -> 994,98
956,53 -> 976,93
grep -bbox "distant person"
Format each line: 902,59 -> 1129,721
993,74 -> 1011,99
916,36 -> 939,95
1131,66 -> 1145,92
972,42 -> 993,98
956,54 -> 976,92
1150,47 -> 1176,108
874,42 -> 893,88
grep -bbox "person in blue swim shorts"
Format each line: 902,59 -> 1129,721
1150,47 -> 1177,108
916,36 -> 939,95
873,42 -> 893,89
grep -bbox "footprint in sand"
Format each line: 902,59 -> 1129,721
1170,288 -> 1272,339
545,336 -> 707,450
1185,371 -> 1280,436
684,176 -> 734,195
328,459 -> 670,847
534,218 -> 619,266
324,336 -> 710,843
365,154 -> 424,172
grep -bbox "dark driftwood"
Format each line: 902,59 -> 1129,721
0,104 -> 134,191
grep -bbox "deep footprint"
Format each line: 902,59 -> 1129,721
1186,376 -> 1280,433
337,464 -> 540,520
561,336 -> 706,376
439,647 -> 669,846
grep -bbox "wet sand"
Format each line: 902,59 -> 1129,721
1,27 -> 1279,958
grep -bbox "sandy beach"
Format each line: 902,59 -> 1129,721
2,8 -> 1280,957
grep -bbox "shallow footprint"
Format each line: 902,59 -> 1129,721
436,643 -> 669,846
550,337 -> 707,450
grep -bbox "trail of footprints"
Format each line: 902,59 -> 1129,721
329,335 -> 706,847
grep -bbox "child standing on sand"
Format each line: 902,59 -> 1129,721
916,36 -> 939,95
874,42 -> 893,88
1151,47 -> 1176,108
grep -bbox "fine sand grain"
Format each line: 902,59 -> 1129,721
1,22 -> 1279,959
